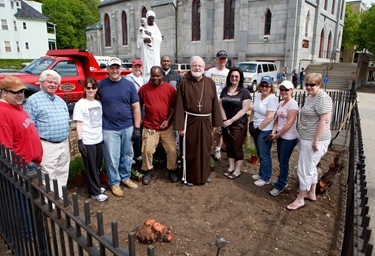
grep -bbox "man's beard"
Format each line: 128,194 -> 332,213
191,70 -> 204,78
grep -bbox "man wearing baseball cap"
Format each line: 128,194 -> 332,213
99,57 -> 141,197
205,50 -> 229,160
0,76 -> 42,165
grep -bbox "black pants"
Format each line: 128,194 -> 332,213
222,123 -> 247,160
81,142 -> 103,196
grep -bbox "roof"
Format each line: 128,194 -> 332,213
86,22 -> 102,31
14,0 -> 48,21
98,0 -> 127,8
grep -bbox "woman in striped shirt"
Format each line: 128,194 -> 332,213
286,73 -> 332,211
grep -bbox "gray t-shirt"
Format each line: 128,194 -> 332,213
299,90 -> 332,141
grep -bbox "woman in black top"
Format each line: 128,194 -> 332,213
219,68 -> 252,179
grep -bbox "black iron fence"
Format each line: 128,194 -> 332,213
0,145 -> 156,256
341,101 -> 373,256
0,89 -> 373,255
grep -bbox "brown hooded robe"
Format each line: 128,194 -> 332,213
173,72 -> 223,184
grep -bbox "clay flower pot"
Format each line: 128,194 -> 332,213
250,155 -> 259,164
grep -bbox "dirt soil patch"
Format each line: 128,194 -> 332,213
68,143 -> 347,256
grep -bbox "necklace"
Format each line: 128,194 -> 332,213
195,80 -> 205,112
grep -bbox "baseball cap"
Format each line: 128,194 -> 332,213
107,57 -> 122,67
0,76 -> 27,91
132,59 -> 143,66
216,50 -> 228,59
260,76 -> 273,85
278,80 -> 293,89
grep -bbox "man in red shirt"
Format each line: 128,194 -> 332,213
138,66 -> 178,185
0,76 -> 43,165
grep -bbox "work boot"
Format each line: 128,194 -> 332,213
110,185 -> 123,197
142,170 -> 152,185
169,170 -> 179,183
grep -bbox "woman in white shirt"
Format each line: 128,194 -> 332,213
269,80 -> 299,196
73,77 -> 107,202
249,76 -> 279,187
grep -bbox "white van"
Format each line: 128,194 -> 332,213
234,62 -> 278,92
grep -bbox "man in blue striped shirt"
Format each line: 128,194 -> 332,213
24,70 -> 70,198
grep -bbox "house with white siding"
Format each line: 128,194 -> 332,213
0,0 -> 56,59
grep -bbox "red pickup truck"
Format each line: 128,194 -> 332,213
0,49 -> 131,104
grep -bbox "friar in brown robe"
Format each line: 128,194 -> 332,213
174,56 -> 223,185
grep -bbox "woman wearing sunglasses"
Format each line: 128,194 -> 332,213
249,76 -> 279,187
73,77 -> 107,202
286,73 -> 332,210
219,68 -> 252,179
269,80 -> 298,196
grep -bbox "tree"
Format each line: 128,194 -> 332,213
42,0 -> 100,49
342,4 -> 362,50
356,5 -> 375,54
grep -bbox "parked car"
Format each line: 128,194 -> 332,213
171,63 -> 191,76
235,62 -> 278,92
122,63 -> 132,70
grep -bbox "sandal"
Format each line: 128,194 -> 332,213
286,201 -> 305,211
224,170 -> 234,177
228,172 -> 241,179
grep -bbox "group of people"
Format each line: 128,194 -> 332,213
282,66 -> 306,89
0,9 -> 332,210
248,72 -> 332,211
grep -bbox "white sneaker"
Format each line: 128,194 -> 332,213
100,187 -> 106,194
269,188 -> 284,197
92,194 -> 108,202
135,156 -> 142,161
131,160 -> 136,165
251,174 -> 261,180
254,179 -> 271,187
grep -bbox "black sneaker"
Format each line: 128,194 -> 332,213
142,171 -> 152,185
169,170 -> 179,183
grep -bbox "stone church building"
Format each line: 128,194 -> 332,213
86,0 -> 345,71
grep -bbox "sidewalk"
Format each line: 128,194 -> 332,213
356,82 -> 375,249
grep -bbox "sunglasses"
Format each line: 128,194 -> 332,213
279,89 -> 290,92
86,87 -> 97,90
260,84 -> 270,88
4,89 -> 25,94
305,83 -> 317,87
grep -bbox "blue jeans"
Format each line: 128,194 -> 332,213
274,137 -> 298,190
103,127 -> 134,186
253,130 -> 273,182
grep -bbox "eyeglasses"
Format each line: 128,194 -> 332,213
259,84 -> 270,88
192,65 -> 203,68
4,89 -> 25,94
305,83 -> 317,87
279,89 -> 290,92
230,75 -> 240,78
86,87 -> 97,90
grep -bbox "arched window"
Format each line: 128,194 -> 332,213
264,8 -> 271,35
141,6 -> 147,18
326,32 -> 332,58
192,0 -> 200,41
122,11 -> 128,46
104,13 -> 111,47
324,0 -> 328,10
305,11 -> 310,37
331,0 -> 335,14
319,29 -> 325,58
224,0 -> 235,39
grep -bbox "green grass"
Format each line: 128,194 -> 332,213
0,59 -> 34,69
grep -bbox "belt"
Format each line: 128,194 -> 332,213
40,138 -> 65,144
